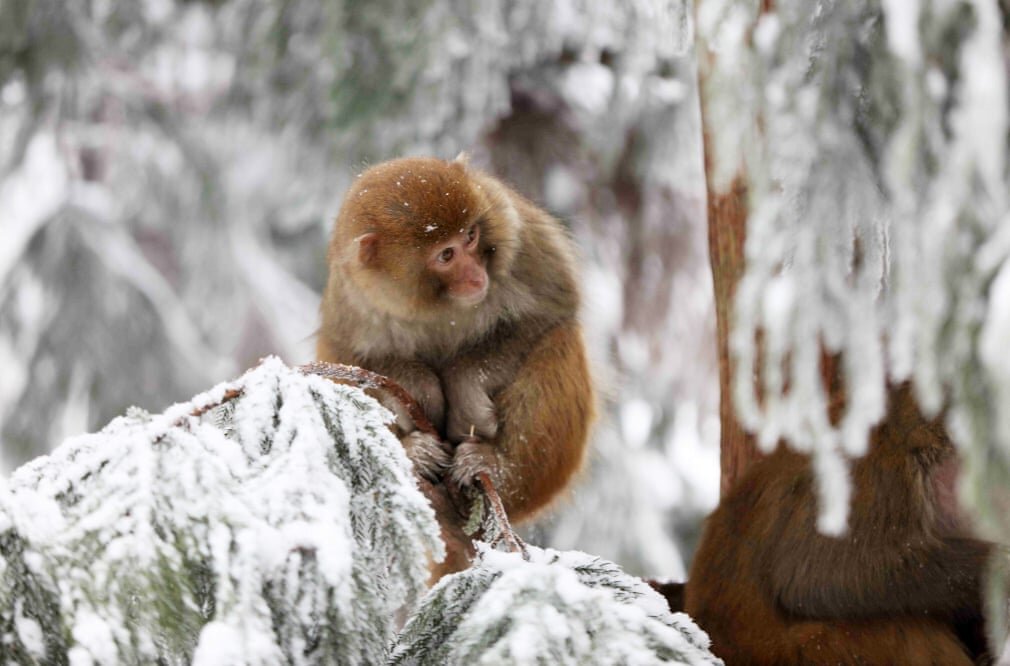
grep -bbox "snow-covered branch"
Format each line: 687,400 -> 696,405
0,358 -> 442,664
392,545 -> 721,665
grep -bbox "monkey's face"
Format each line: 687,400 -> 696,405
425,222 -> 488,306
355,221 -> 490,320
335,157 -> 507,321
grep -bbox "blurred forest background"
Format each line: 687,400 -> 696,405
0,0 -> 715,579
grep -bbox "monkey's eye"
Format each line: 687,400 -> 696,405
438,247 -> 455,264
466,224 -> 479,245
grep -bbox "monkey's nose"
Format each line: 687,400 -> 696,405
453,275 -> 488,305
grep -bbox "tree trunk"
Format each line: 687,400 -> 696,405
703,166 -> 760,496
696,8 -> 766,496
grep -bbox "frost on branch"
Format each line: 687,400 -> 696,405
703,0 -> 1010,534
390,545 -> 722,666
0,357 -> 442,665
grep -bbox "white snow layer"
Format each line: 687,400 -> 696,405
0,358 -> 442,664
391,544 -> 723,665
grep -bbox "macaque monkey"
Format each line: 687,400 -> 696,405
317,156 -> 595,573
685,384 -> 993,665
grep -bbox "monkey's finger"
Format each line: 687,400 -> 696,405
450,440 -> 499,487
402,431 -> 453,482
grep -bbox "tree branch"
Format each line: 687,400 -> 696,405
301,360 -> 437,435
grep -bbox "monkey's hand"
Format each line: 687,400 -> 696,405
450,439 -> 500,487
444,371 -> 498,444
402,431 -> 453,482
368,359 -> 446,434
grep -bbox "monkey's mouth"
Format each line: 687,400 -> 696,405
450,282 -> 489,307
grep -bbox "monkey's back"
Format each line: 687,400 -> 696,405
685,445 -> 976,666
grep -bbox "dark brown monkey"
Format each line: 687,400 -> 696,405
317,156 -> 595,574
685,384 -> 993,665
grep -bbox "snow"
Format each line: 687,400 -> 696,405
544,165 -> 584,213
392,545 -> 722,665
192,622 -> 256,665
582,266 -> 624,340
981,259 -> 1010,471
13,600 -> 44,660
953,0 -> 1007,202
0,133 -> 68,287
561,62 -> 616,115
621,399 -> 654,450
982,260 -> 1010,380
1,78 -> 25,106
695,0 -> 760,193
752,14 -> 780,55
0,358 -> 442,664
70,611 -> 119,666
881,0 -> 921,64
668,403 -> 720,513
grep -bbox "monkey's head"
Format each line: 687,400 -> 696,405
331,156 -> 520,321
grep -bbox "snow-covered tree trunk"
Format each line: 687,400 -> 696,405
695,0 -> 768,495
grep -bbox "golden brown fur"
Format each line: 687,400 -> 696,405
685,385 -> 992,664
318,156 -> 595,576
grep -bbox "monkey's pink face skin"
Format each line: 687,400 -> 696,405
428,223 -> 488,306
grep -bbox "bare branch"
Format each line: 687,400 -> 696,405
477,470 -> 529,558
189,388 -> 243,419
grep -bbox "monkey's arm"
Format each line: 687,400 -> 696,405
353,356 -> 455,481
441,318 -> 556,443
764,496 -> 991,620
361,357 -> 446,432
318,336 -> 450,479
318,333 -> 446,431
450,322 -> 594,523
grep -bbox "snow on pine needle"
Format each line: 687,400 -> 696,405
703,0 -> 1010,536
0,357 -> 443,665
390,544 -> 722,666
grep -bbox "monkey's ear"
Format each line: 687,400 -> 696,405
355,232 -> 379,266
453,151 -> 471,168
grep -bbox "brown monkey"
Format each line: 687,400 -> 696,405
685,384 -> 993,665
317,156 -> 595,573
